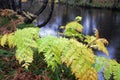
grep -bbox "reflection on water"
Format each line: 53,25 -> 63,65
78,7 -> 120,62
23,2 -> 120,62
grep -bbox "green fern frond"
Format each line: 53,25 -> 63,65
94,56 -> 106,72
13,28 -> 39,68
37,36 -> 68,70
16,47 -> 33,67
37,36 -> 98,79
95,56 -> 120,80
104,63 -> 113,80
85,35 -> 96,43
64,21 -> 83,37
104,60 -> 120,80
0,27 -> 39,68
113,64 -> 120,80
14,28 -> 39,48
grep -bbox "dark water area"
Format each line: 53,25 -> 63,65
23,2 -> 120,63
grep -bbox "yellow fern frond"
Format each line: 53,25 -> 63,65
7,33 -> 15,48
98,38 -> 109,45
66,21 -> 83,33
94,28 -> 99,39
61,39 -> 96,80
0,36 -> 1,43
77,67 -> 98,80
75,16 -> 82,22
0,34 -> 7,47
95,39 -> 109,56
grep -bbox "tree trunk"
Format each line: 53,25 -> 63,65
37,0 -> 54,27
35,0 -> 48,16
24,0 -> 48,24
24,0 -> 55,28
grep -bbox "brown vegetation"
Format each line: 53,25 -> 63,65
0,9 -> 24,35
5,68 -> 50,80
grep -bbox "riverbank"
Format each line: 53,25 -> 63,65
56,0 -> 120,10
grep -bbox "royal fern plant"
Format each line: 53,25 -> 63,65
0,17 -> 120,80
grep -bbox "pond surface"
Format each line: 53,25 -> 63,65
23,2 -> 120,62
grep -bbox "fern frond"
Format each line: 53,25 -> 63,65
95,56 -> 120,80
16,47 -> 33,67
0,34 -> 7,47
0,27 -> 39,68
0,36 -> 1,43
14,28 -> 39,48
94,39 -> 109,55
93,29 -> 109,55
7,33 -> 15,48
64,21 -> 109,56
76,67 -> 98,80
104,60 -> 120,80
13,28 -> 39,68
94,56 -> 106,72
85,33 -> 109,56
94,28 -> 99,39
0,33 -> 15,48
104,63 -> 112,80
75,16 -> 82,22
37,36 -> 68,70
37,36 -> 98,79
61,39 -> 97,80
113,64 -> 120,80
64,21 -> 83,37
85,35 -> 96,44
